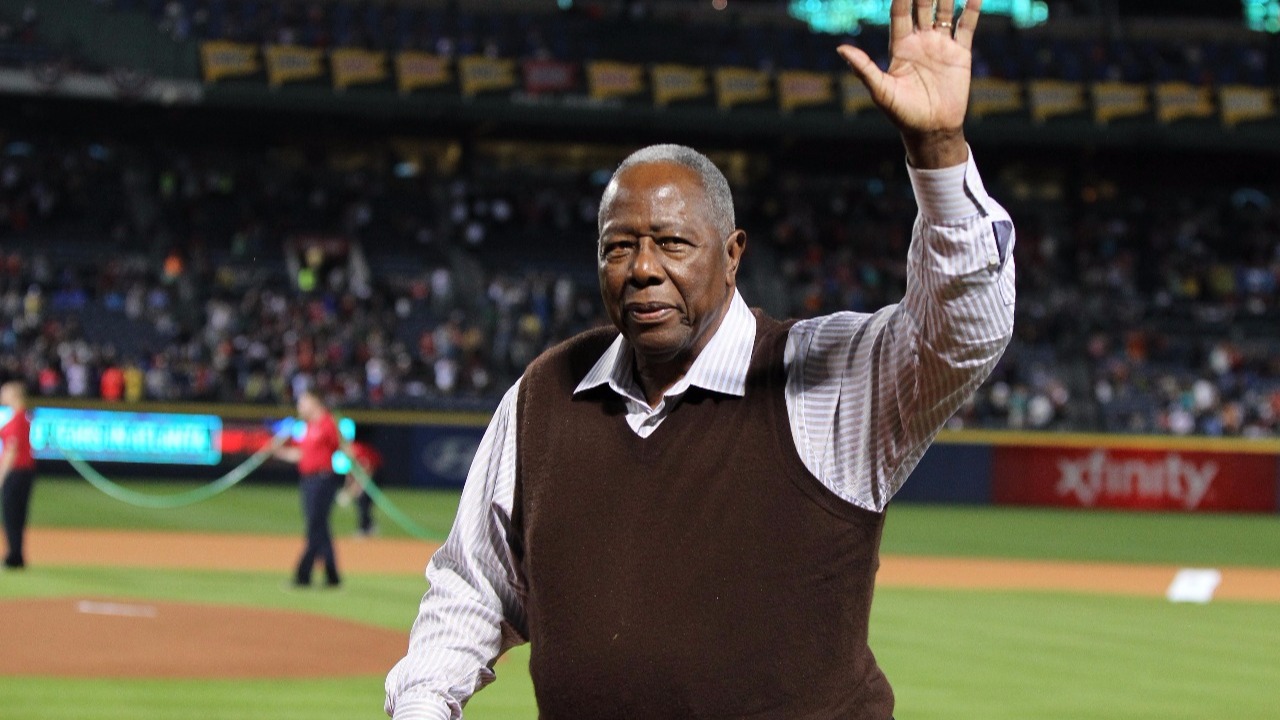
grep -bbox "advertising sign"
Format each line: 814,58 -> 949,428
992,445 -> 1277,513
0,408 -> 223,466
410,426 -> 485,488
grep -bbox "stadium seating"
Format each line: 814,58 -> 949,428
124,0 -> 1280,84
1,127 -> 1277,435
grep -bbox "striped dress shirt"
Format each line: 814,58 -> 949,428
385,152 -> 1016,720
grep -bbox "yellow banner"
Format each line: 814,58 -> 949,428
840,74 -> 876,115
650,64 -> 707,106
586,61 -> 646,101
777,70 -> 834,112
200,41 -> 258,83
969,78 -> 1023,118
395,52 -> 451,94
1218,85 -> 1274,127
263,44 -> 324,87
330,48 -> 387,91
1092,82 -> 1149,124
714,67 -> 771,110
1028,80 -> 1086,123
1154,82 -> 1214,124
457,56 -> 516,96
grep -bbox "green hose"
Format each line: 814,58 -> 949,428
58,427 -> 291,510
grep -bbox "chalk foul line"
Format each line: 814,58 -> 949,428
76,600 -> 158,619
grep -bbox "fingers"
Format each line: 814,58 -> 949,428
889,0 -> 913,45
912,0 -> 934,30
954,0 -> 982,49
837,44 -> 887,99
935,0 -> 956,28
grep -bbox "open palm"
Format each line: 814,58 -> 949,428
838,0 -> 981,135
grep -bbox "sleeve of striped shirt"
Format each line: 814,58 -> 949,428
785,149 -> 1015,512
384,380 -> 527,720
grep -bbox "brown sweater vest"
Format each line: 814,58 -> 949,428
513,311 -> 894,719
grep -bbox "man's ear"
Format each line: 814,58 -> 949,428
724,229 -> 747,284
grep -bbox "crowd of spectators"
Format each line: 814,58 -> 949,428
121,0 -> 1280,86
0,3 -> 66,72
1,130 -> 1278,436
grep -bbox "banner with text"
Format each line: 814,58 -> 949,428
840,74 -> 876,115
714,66 -> 771,109
1028,80 -> 1087,122
1092,82 -> 1149,124
586,61 -> 645,100
264,44 -> 325,87
1219,85 -> 1275,127
200,41 -> 259,83
395,51 -> 450,94
970,77 -> 1023,118
330,48 -> 387,90
1155,82 -> 1214,124
522,59 -> 577,95
651,64 -> 708,106
458,56 -> 516,96
991,445 -> 1278,513
777,70 -> 834,112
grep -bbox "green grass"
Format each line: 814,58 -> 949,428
871,588 -> 1280,719
26,476 -> 1280,567
4,476 -> 1279,719
882,504 -> 1280,568
28,476 -> 460,541
2,566 -> 1277,719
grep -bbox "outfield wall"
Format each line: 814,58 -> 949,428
902,432 -> 1280,514
25,399 -> 1280,514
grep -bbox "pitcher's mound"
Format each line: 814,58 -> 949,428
0,598 -> 407,678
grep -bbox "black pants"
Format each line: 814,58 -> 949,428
356,490 -> 374,533
2,469 -> 35,567
295,472 -> 341,584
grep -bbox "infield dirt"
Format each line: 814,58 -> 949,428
3,526 -> 1277,680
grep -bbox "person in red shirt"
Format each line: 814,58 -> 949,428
1,381 -> 37,569
99,365 -> 125,402
343,439 -> 382,537
273,389 -> 342,587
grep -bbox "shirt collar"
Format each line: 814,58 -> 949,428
574,290 -> 757,402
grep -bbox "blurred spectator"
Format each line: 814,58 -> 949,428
0,131 -> 1276,437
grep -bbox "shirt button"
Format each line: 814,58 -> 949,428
987,253 -> 1000,269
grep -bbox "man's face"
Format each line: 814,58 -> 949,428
0,387 -> 11,407
597,162 -> 743,367
296,394 -> 318,420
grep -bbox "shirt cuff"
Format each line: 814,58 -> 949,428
907,146 -> 993,223
389,695 -> 454,720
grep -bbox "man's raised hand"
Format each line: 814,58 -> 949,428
837,0 -> 981,168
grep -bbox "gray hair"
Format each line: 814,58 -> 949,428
599,144 -> 736,237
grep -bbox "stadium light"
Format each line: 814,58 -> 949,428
1244,0 -> 1280,32
789,0 -> 1048,35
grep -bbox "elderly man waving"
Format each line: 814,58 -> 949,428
387,1 -> 1014,717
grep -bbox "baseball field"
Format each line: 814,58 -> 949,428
1,475 -> 1278,719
